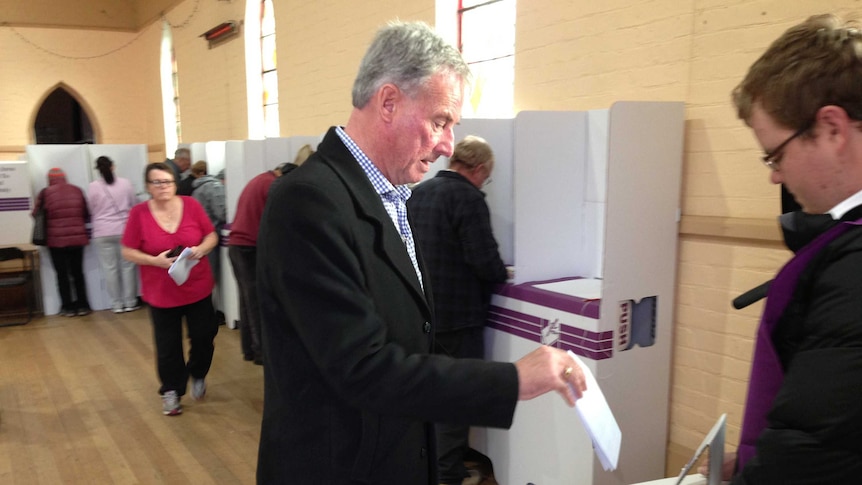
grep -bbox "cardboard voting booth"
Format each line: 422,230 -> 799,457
23,144 -> 148,315
417,102 -> 684,485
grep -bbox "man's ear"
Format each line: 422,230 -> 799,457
817,105 -> 852,144
377,83 -> 400,123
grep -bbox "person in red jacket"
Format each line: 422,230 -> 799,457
33,167 -> 91,317
228,158 -> 304,364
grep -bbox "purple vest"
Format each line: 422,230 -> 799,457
737,218 -> 862,470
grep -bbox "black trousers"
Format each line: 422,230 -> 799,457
228,245 -> 262,361
149,295 -> 218,396
48,246 -> 90,312
434,327 -> 486,484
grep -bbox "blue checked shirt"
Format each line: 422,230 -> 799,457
335,127 -> 423,290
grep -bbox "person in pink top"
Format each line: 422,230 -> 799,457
88,156 -> 140,314
121,162 -> 219,416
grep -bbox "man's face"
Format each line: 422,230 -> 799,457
749,104 -> 839,214
463,161 -> 493,189
176,156 -> 191,172
381,71 -> 464,186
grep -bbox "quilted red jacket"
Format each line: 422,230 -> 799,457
34,176 -> 89,248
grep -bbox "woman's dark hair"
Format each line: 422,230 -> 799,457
96,156 -> 115,185
144,162 -> 174,185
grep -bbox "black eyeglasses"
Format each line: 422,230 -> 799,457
147,179 -> 175,187
762,124 -> 810,171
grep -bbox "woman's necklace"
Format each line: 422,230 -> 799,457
151,200 -> 181,233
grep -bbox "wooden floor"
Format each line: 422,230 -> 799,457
0,309 -> 263,484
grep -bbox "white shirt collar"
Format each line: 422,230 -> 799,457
829,188 -> 862,219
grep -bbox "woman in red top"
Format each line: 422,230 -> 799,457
121,162 -> 219,416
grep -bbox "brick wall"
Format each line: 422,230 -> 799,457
167,0 -> 249,144
0,25 -> 162,160
515,0 -> 692,110
276,0 -> 436,136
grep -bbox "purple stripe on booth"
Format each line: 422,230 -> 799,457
488,321 -> 541,343
558,341 -> 613,360
0,198 -> 32,212
560,332 -> 613,351
219,222 -> 231,247
488,305 -> 614,360
495,277 -> 601,319
490,313 -> 541,334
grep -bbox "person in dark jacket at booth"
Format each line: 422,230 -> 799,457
33,167 -> 91,317
408,135 -> 509,484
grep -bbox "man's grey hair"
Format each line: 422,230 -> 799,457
351,21 -> 470,108
174,147 -> 191,160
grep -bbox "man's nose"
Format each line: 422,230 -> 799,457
436,127 -> 455,158
770,169 -> 783,185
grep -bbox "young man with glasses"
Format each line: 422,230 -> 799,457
723,13 -> 862,484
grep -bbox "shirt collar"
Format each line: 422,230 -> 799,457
829,188 -> 862,220
335,126 -> 412,201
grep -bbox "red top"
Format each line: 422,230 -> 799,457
34,177 -> 90,248
229,170 -> 277,247
122,196 -> 215,308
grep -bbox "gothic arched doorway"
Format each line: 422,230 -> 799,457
34,86 -> 95,144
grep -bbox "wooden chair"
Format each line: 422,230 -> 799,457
0,247 -> 37,326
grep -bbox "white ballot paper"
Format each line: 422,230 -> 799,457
168,247 -> 199,286
568,350 -> 621,471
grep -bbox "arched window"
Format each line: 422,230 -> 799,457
261,0 -> 280,137
456,0 -> 515,119
160,20 -> 181,156
245,0 -> 279,139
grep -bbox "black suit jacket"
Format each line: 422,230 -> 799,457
256,127 -> 518,485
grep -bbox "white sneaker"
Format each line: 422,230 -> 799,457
161,390 -> 182,416
191,378 -> 206,400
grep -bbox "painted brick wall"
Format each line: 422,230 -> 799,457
276,0 -> 436,136
515,0 -> 693,111
0,24 -> 162,160
167,0 -> 249,144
